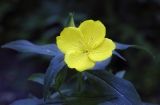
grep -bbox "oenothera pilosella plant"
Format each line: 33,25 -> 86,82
2,13 -> 156,105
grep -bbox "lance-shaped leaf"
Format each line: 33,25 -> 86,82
93,57 -> 112,70
142,102 -> 158,105
116,42 -> 134,50
93,51 -> 126,70
10,97 -> 64,105
10,98 -> 43,105
28,73 -> 45,85
93,50 -> 127,71
113,51 -> 126,61
116,43 -> 155,60
115,70 -> 126,78
44,54 -> 65,100
2,40 -> 61,56
86,71 -> 142,105
54,68 -> 68,90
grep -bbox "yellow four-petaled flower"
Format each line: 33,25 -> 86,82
56,20 -> 115,72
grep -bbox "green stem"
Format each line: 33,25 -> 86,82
57,89 -> 68,103
77,72 -> 83,92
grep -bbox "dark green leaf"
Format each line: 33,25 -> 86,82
28,73 -> 45,85
116,43 -> 155,60
142,102 -> 158,105
2,40 -> 61,56
93,57 -> 112,70
52,72 -> 116,105
10,98 -> 43,105
132,46 -> 156,60
113,51 -> 126,61
54,68 -> 68,90
86,71 -> 142,105
44,54 -> 65,100
115,70 -> 126,78
93,51 -> 126,71
116,42 -> 134,50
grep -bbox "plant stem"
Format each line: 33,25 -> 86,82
57,89 -> 68,103
78,72 -> 83,92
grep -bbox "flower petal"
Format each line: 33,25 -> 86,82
64,51 -> 95,72
56,27 -> 84,53
89,38 -> 116,61
79,20 -> 106,48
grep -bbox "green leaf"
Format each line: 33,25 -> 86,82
115,70 -> 126,78
115,42 -> 134,50
2,40 -> 61,56
28,73 -> 44,85
113,51 -> 126,61
132,46 -> 156,60
93,57 -> 112,70
115,42 -> 155,60
10,98 -> 43,105
85,71 -> 142,105
49,71 -> 116,105
54,68 -> 68,90
46,70 -> 157,105
142,102 -> 158,105
65,96 -> 113,105
44,55 -> 65,100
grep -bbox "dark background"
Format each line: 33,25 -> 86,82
0,0 -> 160,105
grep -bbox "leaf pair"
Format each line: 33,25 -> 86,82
2,39 -> 134,71
12,70 -> 157,105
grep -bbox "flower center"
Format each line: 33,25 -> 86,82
83,50 -> 90,55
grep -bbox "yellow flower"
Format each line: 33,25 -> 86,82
56,20 -> 115,72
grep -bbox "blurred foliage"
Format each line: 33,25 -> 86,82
0,0 -> 160,105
